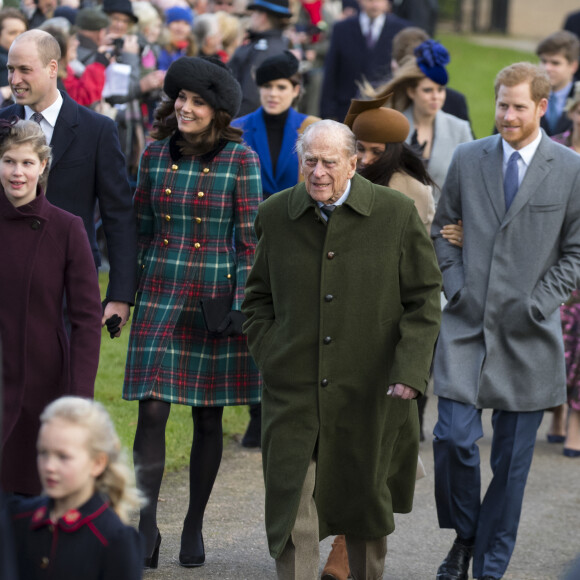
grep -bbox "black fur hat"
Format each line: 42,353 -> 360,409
255,51 -> 299,86
164,56 -> 242,118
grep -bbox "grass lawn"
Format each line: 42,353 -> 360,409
95,32 -> 535,471
438,33 -> 534,138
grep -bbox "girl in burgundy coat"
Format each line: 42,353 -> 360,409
0,119 -> 102,496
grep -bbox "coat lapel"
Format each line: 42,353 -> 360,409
480,136 -> 505,223
502,134 -> 552,227
49,92 -> 79,168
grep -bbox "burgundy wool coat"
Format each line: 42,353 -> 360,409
0,190 -> 102,495
123,135 -> 262,406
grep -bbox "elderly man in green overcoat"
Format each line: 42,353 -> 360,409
242,120 -> 442,579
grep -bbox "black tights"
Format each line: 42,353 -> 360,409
133,400 -> 224,557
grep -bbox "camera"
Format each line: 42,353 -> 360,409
112,37 -> 124,57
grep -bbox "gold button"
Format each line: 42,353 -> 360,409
194,243 -> 201,249
172,164 -> 178,170
165,214 -> 171,221
195,217 -> 202,223
141,264 -> 145,269
203,168 -> 209,173
226,274 -> 232,279
165,188 -> 171,195
40,557 -> 49,569
197,191 -> 204,197
163,239 -> 169,246
327,251 -> 335,259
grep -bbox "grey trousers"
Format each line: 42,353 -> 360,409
275,459 -> 387,580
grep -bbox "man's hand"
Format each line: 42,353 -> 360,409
102,301 -> 130,338
387,383 -> 419,399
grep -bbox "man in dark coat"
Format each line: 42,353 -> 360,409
243,119 -> 441,578
1,29 -> 137,335
320,0 -> 410,121
228,0 -> 291,118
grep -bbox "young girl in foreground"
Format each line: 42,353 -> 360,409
11,397 -> 143,580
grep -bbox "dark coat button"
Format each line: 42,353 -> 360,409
321,378 -> 329,387
323,336 -> 332,344
327,251 -> 335,259
31,219 -> 41,230
324,294 -> 333,302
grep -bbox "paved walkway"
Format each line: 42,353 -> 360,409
141,399 -> 579,579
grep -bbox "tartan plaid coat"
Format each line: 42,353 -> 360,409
123,134 -> 262,406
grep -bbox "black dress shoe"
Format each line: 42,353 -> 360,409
478,576 -> 500,579
436,541 -> 473,580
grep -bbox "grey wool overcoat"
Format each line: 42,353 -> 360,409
431,132 -> 580,411
242,173 -> 442,558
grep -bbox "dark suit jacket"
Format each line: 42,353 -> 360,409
320,13 -> 410,120
443,88 -> 469,122
564,10 -> 580,82
0,92 -> 137,303
540,82 -> 575,137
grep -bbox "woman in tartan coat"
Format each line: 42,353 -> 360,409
122,56 -> 262,569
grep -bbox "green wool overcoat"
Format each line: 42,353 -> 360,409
242,173 -> 442,558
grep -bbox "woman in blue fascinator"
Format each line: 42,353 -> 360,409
367,39 -> 473,205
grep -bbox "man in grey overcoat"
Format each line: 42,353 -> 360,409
431,62 -> 580,580
243,120 -> 441,579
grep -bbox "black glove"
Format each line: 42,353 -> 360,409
216,310 -> 246,337
105,314 -> 122,339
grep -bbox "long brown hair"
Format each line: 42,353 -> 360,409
150,95 -> 243,155
358,141 -> 435,188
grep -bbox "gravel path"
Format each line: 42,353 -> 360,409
139,399 -> 579,579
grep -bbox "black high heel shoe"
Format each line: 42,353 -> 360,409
179,530 -> 205,568
143,529 -> 162,569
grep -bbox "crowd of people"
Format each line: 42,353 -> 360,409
1,1 -> 580,579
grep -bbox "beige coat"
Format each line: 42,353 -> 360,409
389,171 -> 435,232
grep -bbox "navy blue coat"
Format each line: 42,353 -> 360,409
232,107 -> 309,198
0,92 -> 138,304
11,494 -> 143,580
320,14 -> 410,121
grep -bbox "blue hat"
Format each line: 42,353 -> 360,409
165,6 -> 194,26
414,40 -> 450,86
247,0 -> 291,17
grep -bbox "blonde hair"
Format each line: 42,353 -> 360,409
132,1 -> 162,34
40,397 -> 141,524
215,11 -> 241,56
0,119 -> 52,187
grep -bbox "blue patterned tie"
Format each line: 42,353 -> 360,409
504,151 -> 521,211
547,92 -> 558,132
